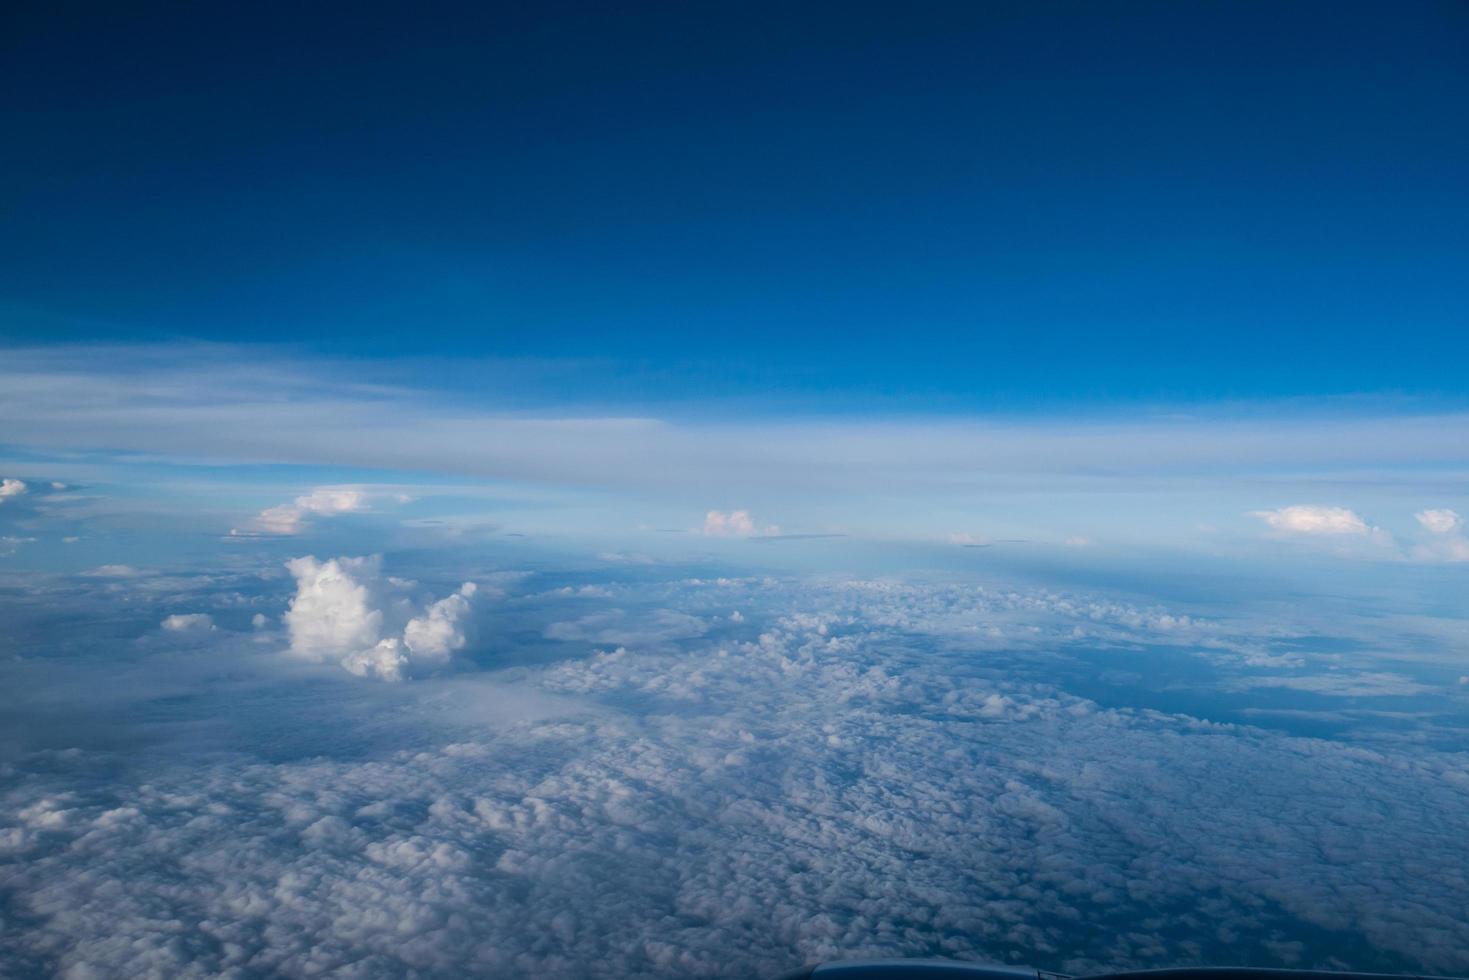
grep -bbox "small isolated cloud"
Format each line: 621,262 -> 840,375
1416,509 -> 1463,535
1250,505 -> 1371,535
702,509 -> 779,538
1064,535 -> 1093,548
284,555 -> 479,681
0,478 -> 27,501
236,489 -> 367,536
1234,671 -> 1432,698
599,551 -> 658,565
545,608 -> 706,647
1412,508 -> 1469,562
82,564 -> 145,578
161,613 -> 215,633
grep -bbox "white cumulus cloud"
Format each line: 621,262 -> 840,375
0,478 -> 27,500
283,555 -> 478,681
403,583 -> 479,663
283,556 -> 385,660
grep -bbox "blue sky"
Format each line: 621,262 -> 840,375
4,1 -> 1468,405
4,4 -> 1469,977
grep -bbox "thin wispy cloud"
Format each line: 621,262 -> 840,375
236,488 -> 368,536
1411,508 -> 1469,562
1250,505 -> 1373,535
4,347 -> 1469,498
1415,508 -> 1462,534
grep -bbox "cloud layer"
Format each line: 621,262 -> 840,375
4,345 -> 1469,499
3,566 -> 1468,977
4,347 -> 1467,560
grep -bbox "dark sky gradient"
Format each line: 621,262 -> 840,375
4,1 -> 1467,404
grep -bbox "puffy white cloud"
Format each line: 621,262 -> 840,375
283,555 -> 385,661
1251,504 -> 1371,535
1416,508 -> 1462,534
703,509 -> 779,537
283,555 -> 478,681
160,613 -> 215,633
339,637 -> 410,680
239,488 -> 367,536
0,478 -> 26,500
403,583 -> 478,662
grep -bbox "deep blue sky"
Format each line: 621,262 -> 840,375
4,1 -> 1467,405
